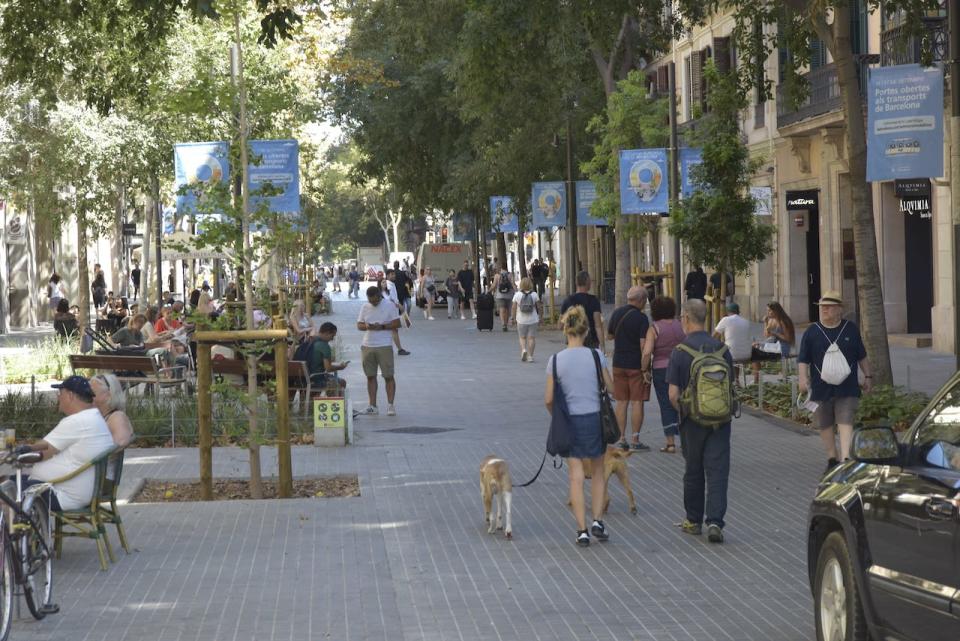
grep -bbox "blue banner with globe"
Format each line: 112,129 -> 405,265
575,181 -> 607,226
680,148 -> 703,198
531,182 -> 566,228
174,142 -> 230,218
489,196 -> 518,233
619,148 -> 668,214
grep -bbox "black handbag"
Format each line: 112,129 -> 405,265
590,349 -> 620,445
546,354 -> 574,457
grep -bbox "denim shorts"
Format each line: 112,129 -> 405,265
568,412 -> 604,459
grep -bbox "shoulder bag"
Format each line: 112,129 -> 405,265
546,353 -> 574,457
590,349 -> 620,445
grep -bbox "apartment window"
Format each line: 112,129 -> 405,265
684,56 -> 692,121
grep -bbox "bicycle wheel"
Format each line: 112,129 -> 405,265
22,500 -> 53,620
0,535 -> 14,641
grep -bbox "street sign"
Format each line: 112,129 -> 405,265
122,223 -> 137,236
313,398 -> 346,430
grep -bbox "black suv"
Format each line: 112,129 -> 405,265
807,375 -> 960,641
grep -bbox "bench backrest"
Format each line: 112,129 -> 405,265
209,358 -> 309,382
69,354 -> 157,373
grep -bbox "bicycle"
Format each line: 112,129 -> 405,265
0,450 -> 59,641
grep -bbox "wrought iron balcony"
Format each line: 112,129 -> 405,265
775,55 -> 876,129
880,18 -> 948,66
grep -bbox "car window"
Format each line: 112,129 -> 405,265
913,380 -> 960,471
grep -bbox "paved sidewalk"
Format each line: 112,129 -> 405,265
9,291 -> 825,641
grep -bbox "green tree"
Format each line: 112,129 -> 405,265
668,64 -> 773,303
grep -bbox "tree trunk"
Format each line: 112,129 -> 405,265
76,213 -> 90,329
496,233 -> 508,272
815,9 -> 893,386
391,213 -> 401,253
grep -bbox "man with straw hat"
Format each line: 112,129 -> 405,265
797,290 -> 873,473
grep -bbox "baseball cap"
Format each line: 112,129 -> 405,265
51,375 -> 94,401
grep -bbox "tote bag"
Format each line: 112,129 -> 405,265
546,354 -> 574,457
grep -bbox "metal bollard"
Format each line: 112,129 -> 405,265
758,374 -> 763,409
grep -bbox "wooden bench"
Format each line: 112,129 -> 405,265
68,354 -> 187,395
210,358 -> 324,412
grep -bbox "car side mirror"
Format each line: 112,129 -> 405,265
851,425 -> 899,465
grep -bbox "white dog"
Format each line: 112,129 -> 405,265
479,456 -> 512,539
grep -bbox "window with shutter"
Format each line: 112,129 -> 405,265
658,66 -> 669,95
714,37 -> 731,75
810,38 -> 826,69
647,73 -> 657,95
684,56 -> 692,120
690,50 -> 703,114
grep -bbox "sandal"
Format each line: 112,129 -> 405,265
660,444 -> 676,453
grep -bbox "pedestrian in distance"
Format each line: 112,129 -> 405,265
750,301 -> 795,384
130,261 -> 141,301
456,260 -> 476,320
91,264 -> 107,310
544,305 -> 614,547
641,296 -> 686,453
419,267 -> 436,320
332,266 -> 342,293
797,290 -> 872,473
530,258 -> 548,299
560,271 -> 605,352
713,302 -> 753,362
607,286 -> 651,451
668,299 -> 734,543
492,268 -> 515,331
47,273 -> 64,314
348,265 -> 360,298
392,261 -> 414,328
683,265 -> 707,301
356,285 -> 401,416
384,269 -> 410,355
511,277 -> 541,362
444,269 -> 462,319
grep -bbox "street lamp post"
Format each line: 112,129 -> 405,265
564,115 -> 578,295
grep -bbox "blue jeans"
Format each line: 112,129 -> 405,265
651,368 -> 679,437
679,421 -> 730,528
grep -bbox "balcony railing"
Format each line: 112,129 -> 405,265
776,55 -> 876,129
880,18 -> 948,66
776,64 -> 840,128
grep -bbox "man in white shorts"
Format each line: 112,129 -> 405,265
357,286 -> 401,416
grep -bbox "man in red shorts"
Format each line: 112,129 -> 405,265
606,286 -> 651,451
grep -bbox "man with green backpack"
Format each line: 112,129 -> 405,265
667,299 -> 735,544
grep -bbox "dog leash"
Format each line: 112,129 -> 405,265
514,452 -> 562,488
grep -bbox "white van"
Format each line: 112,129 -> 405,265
416,242 -> 473,299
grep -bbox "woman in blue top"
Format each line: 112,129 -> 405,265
545,305 -> 615,547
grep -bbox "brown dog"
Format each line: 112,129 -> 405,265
479,456 -> 513,538
568,449 -> 637,516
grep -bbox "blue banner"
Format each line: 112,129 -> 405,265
174,142 -> 230,218
531,182 -> 566,228
248,140 -> 300,213
619,149 -> 669,213
867,64 -> 944,181
575,181 -> 607,226
452,212 -> 474,241
680,148 -> 703,198
489,196 -> 518,233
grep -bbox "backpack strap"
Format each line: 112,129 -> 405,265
611,307 -> 636,339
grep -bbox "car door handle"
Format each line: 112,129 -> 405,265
924,498 -> 958,520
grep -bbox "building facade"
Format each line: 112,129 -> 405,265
645,2 -> 953,352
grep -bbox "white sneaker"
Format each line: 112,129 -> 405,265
521,351 -> 528,362
460,314 -> 466,320
362,405 -> 379,416
527,355 -> 534,363
387,405 -> 396,416
428,316 -> 435,320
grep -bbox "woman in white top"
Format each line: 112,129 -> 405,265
47,274 -> 64,313
419,267 -> 436,320
511,277 -> 542,362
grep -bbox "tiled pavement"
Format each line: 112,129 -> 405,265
16,293 -> 838,640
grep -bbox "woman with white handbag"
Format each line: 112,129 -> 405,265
797,290 -> 873,473
750,301 -> 796,384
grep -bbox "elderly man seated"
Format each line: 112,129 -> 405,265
17,376 -> 114,511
